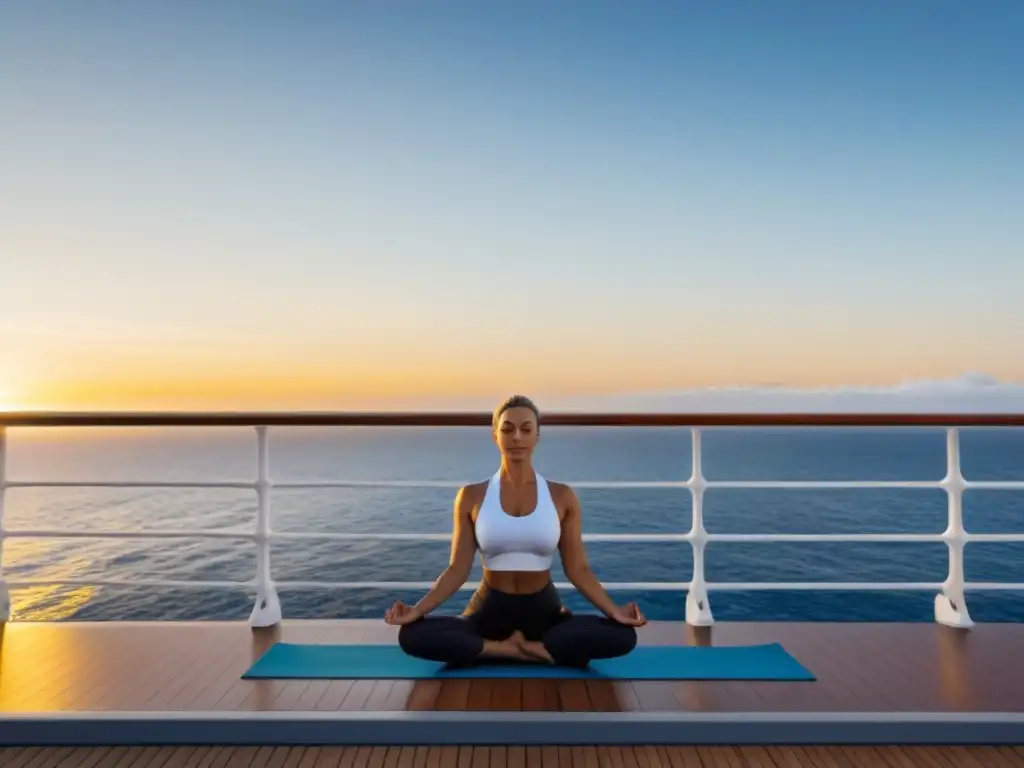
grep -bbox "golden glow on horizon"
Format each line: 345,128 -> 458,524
0,359 -> 30,411
0,387 -> 21,412
13,357 -> 1024,411
4,319 -> 1023,410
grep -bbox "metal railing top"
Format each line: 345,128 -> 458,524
2,411 -> 1024,427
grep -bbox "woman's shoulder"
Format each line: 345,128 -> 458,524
457,480 -> 490,506
544,478 -> 579,505
455,480 -> 490,525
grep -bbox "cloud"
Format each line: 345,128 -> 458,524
549,373 -> 1024,413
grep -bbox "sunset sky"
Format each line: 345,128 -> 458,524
2,2 -> 1022,410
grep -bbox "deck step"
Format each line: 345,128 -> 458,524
3,710 -> 1024,746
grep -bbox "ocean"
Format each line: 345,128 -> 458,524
2,425 -> 1023,623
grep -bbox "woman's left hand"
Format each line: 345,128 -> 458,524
385,600 -> 422,626
609,601 -> 647,627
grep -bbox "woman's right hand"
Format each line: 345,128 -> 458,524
385,600 -> 422,625
609,601 -> 647,627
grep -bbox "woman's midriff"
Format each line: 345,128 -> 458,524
482,569 -> 552,594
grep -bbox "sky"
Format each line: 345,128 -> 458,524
1,1 -> 1022,410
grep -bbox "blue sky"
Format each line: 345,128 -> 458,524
1,1 -> 1022,408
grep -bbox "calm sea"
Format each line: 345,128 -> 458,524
3,426 -> 1023,623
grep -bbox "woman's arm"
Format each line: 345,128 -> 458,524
556,484 -> 620,618
410,486 -> 478,618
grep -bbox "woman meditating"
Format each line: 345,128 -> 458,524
385,395 -> 645,668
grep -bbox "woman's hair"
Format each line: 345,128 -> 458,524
492,394 -> 541,430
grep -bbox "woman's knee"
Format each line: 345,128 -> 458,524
588,619 -> 637,656
544,616 -> 637,665
397,621 -> 426,655
612,622 -> 639,654
398,617 -> 483,664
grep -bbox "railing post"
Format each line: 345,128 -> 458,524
935,427 -> 973,628
686,427 -> 714,626
249,425 -> 282,628
0,426 -> 10,622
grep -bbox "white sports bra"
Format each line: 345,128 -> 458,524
474,470 -> 562,571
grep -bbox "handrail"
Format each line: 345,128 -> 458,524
3,411 -> 1024,427
0,412 -> 1022,629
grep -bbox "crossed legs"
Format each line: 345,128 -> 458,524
398,611 -> 637,668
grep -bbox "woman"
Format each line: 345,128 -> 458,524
385,394 -> 645,668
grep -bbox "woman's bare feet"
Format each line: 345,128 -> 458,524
509,630 -> 554,664
479,631 -> 555,664
481,632 -> 530,661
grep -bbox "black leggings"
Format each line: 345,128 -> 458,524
397,582 -> 637,668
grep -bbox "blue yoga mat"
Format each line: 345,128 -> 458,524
243,643 -> 815,681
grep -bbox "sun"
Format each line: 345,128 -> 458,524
0,388 -> 18,412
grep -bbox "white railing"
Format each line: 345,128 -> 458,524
0,414 -> 1022,629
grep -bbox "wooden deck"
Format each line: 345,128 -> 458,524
3,619 -> 1022,714
1,620 -> 1023,747
3,744 -> 1024,768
